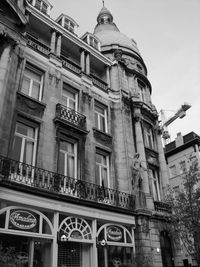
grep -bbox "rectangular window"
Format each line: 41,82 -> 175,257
173,186 -> 180,198
95,150 -> 110,188
149,168 -> 160,201
143,123 -> 155,149
21,63 -> 44,101
58,139 -> 77,178
169,165 -> 177,177
62,83 -> 78,111
35,0 -> 41,10
180,161 -> 187,173
12,121 -> 38,166
64,19 -> 75,33
95,102 -> 108,133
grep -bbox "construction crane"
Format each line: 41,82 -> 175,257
160,103 -> 191,144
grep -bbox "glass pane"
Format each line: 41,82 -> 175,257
16,123 -> 34,138
95,164 -> 100,185
0,234 -> 29,267
95,105 -> 104,115
99,116 -> 105,132
21,76 -> 30,95
69,99 -> 76,110
67,155 -> 74,177
34,239 -> 51,267
58,151 -> 65,175
63,89 -> 75,100
96,153 -> 102,164
95,113 -> 99,128
98,246 -> 134,267
102,167 -> 108,187
23,139 -> 34,165
60,141 -> 74,153
12,135 -> 22,161
32,81 -> 40,100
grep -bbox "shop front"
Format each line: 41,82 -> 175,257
0,198 -> 135,267
0,206 -> 54,267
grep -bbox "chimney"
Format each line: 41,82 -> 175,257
175,132 -> 184,147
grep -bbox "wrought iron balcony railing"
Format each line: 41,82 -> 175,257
26,33 -> 51,56
55,104 -> 87,130
154,201 -> 172,214
0,155 -> 135,211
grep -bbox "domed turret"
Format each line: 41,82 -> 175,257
94,4 -> 140,54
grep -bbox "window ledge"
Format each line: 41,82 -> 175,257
16,92 -> 46,118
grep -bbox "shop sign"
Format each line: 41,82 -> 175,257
9,210 -> 37,230
107,226 -> 122,242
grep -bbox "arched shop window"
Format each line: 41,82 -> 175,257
0,206 -> 53,235
0,206 -> 54,267
58,217 -> 93,267
97,224 -> 135,267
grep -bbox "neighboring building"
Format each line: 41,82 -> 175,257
0,1 -> 188,266
165,131 -> 200,193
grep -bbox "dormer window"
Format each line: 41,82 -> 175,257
56,14 -> 79,35
81,33 -> 101,51
29,0 -> 52,15
64,19 -> 75,33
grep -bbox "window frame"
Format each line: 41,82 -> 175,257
143,123 -> 155,150
58,137 -> 78,179
12,119 -> 38,166
21,62 -> 44,101
149,168 -> 160,201
95,149 -> 110,188
137,79 -> 146,102
94,101 -> 108,133
62,82 -> 78,111
169,164 -> 177,178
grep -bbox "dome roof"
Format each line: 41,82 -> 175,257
93,5 -> 140,54
95,29 -> 140,54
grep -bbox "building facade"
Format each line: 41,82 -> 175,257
165,131 -> 200,194
0,1 -> 186,266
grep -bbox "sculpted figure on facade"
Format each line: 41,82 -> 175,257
131,153 -> 146,190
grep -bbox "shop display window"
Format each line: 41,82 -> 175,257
97,224 -> 135,267
0,234 -> 51,267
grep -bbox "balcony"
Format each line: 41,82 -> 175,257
26,33 -> 51,57
55,104 -> 87,133
61,55 -> 81,76
91,73 -> 108,92
154,201 -> 172,214
0,155 -> 135,211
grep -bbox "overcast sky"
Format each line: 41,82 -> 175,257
50,0 -> 200,141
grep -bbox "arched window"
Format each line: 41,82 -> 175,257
58,217 -> 92,242
97,224 -> 135,267
0,206 -> 53,236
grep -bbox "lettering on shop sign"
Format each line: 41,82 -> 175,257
107,226 -> 122,242
9,210 -> 37,230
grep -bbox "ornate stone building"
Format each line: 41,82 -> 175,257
0,0 -> 187,266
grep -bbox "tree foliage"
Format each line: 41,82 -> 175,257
165,158 -> 200,265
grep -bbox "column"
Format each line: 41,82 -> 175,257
86,52 -> 90,75
80,49 -> 85,72
134,108 -> 149,194
52,212 -> 59,267
156,127 -> 170,198
56,33 -> 62,57
106,65 -> 110,88
50,30 -> 56,54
